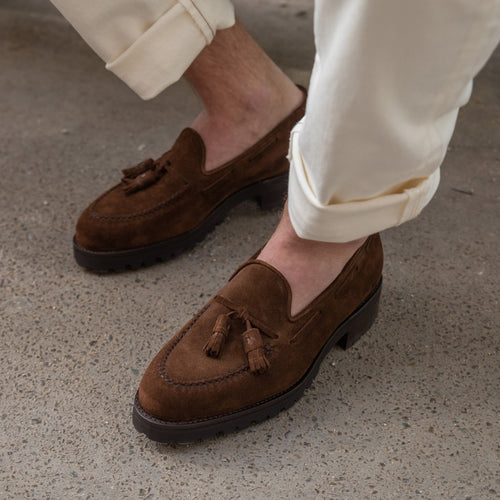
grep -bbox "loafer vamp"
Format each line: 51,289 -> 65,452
137,254 -> 382,423
138,316 -> 309,424
91,170 -> 188,218
75,174 -> 194,251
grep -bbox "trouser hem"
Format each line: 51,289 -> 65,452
105,2 -> 235,99
287,125 -> 441,243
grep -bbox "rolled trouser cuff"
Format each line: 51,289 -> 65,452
287,121 -> 441,243
106,1 -> 235,99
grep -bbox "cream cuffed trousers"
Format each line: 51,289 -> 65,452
50,0 -> 500,242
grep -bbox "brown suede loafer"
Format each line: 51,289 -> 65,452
133,234 -> 383,442
73,94 -> 306,271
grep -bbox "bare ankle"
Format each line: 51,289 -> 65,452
190,81 -> 303,171
258,204 -> 367,315
185,22 -> 301,116
185,22 -> 304,170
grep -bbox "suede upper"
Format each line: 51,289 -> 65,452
75,96 -> 306,252
138,234 -> 383,423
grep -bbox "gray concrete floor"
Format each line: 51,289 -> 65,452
1,2 -> 499,499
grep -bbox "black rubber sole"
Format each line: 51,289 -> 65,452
132,278 -> 383,443
73,173 -> 288,272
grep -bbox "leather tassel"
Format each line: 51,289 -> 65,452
123,167 -> 165,195
241,324 -> 269,374
203,314 -> 231,358
122,158 -> 154,179
247,345 -> 270,374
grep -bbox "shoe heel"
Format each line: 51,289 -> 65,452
255,174 -> 288,210
336,279 -> 382,350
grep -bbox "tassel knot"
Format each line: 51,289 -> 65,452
202,306 -> 271,374
122,158 -> 154,179
122,165 -> 166,195
203,314 -> 232,358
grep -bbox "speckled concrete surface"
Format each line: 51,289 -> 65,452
1,2 -> 499,499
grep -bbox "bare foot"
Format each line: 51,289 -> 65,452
185,22 -> 304,171
258,203 -> 367,316
190,84 -> 303,171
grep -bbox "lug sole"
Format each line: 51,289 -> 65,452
132,278 -> 383,443
73,173 -> 288,272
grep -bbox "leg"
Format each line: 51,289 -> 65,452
260,0 -> 500,315
184,22 -> 303,170
290,0 -> 500,243
259,202 -> 366,315
63,5 -> 306,270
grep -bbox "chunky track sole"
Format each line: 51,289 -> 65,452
132,278 -> 382,443
73,173 -> 288,272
